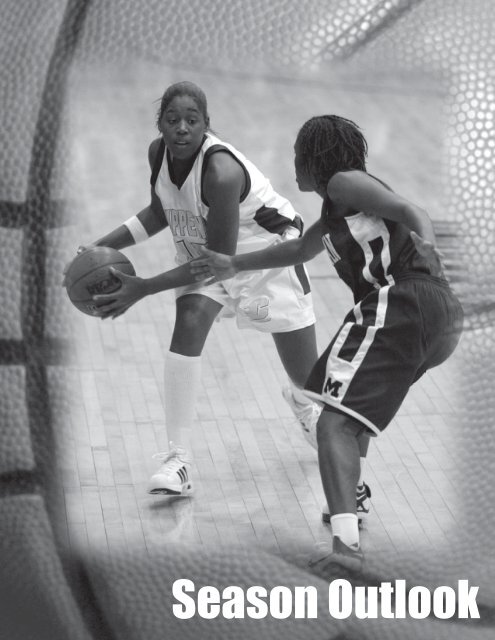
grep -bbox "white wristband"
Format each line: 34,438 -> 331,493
124,215 -> 149,244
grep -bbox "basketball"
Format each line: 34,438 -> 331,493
64,246 -> 136,316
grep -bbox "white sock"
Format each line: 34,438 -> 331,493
358,457 -> 367,487
330,513 -> 360,548
164,351 -> 201,453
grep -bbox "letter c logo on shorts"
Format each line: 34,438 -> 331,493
241,296 -> 271,322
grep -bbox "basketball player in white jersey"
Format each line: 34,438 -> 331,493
191,114 -> 464,570
75,82 -> 332,498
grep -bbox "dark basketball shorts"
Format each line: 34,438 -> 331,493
304,273 -> 464,435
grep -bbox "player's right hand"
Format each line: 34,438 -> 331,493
189,246 -> 238,282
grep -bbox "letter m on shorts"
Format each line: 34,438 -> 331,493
324,377 -> 343,398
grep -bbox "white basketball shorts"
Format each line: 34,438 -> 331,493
175,262 -> 315,333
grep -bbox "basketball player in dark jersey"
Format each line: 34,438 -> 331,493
190,115 -> 464,570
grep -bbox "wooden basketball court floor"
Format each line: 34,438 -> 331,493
57,61 -> 464,568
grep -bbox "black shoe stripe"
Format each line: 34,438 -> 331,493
177,466 -> 189,484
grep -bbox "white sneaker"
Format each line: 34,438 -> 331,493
148,443 -> 193,496
282,386 -> 321,450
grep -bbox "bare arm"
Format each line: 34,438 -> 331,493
328,170 -> 436,243
327,170 -> 445,275
234,219 -> 323,270
203,152 -> 243,255
190,220 -> 325,282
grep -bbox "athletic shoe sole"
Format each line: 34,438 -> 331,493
148,483 -> 193,496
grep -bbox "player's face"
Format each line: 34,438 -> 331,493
293,139 -> 315,192
159,96 -> 208,159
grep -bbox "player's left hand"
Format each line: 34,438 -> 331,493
93,267 -> 147,319
410,231 -> 445,278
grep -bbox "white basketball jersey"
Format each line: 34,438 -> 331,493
154,133 -> 302,265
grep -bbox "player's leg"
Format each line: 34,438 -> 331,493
322,429 -> 371,523
356,431 -> 372,516
148,293 -> 223,495
274,321 -> 372,519
232,259 -> 320,446
271,324 -> 318,388
274,325 -> 372,516
166,292 -> 223,442
310,408 -> 367,571
272,325 -> 323,448
309,283 -> 430,570
358,432 -> 371,478
317,408 -> 364,532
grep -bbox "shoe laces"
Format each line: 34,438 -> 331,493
152,444 -> 189,467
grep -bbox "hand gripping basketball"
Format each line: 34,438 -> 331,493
63,246 -> 137,317
93,266 -> 148,319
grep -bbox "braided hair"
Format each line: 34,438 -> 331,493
296,115 -> 368,191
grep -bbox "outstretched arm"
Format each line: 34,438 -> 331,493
190,220 -> 325,282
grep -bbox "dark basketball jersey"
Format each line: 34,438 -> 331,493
320,195 -> 431,303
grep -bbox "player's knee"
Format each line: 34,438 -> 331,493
178,306 -> 209,333
317,406 -> 363,445
172,302 -> 216,353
